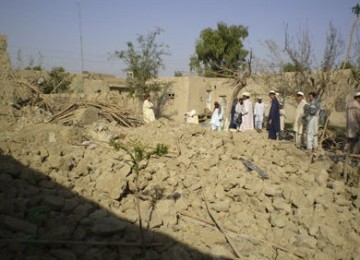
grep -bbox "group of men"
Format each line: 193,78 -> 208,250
144,90 -> 360,154
227,90 -> 324,152
293,91 -> 360,154
293,91 -> 322,152
227,92 -> 257,132
227,90 -> 284,140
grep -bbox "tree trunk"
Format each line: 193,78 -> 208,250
225,81 -> 246,127
344,16 -> 360,67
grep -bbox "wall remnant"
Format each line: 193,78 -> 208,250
0,35 -> 12,74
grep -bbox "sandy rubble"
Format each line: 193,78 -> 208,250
0,106 -> 359,260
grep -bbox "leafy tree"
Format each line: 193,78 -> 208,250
344,4 -> 360,66
347,4 -> 360,88
340,61 -> 353,69
348,67 -> 360,88
265,22 -> 347,153
283,62 -> 302,72
109,139 -> 168,254
190,22 -> 249,77
115,28 -> 169,98
174,70 -> 183,77
40,67 -> 73,94
32,65 -> 43,71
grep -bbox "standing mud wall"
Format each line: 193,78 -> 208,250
0,35 -> 12,74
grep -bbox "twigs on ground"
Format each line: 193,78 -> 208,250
177,210 -> 305,259
14,80 -> 54,112
48,102 -> 142,127
201,190 -> 242,259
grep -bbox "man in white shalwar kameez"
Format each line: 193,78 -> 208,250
211,101 -> 223,131
240,92 -> 254,131
143,94 -> 155,123
235,98 -> 246,131
293,91 -> 307,148
344,92 -> 360,154
305,92 -> 321,151
254,97 -> 265,130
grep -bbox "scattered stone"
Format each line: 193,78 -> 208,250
49,249 -> 77,260
95,171 -> 127,200
41,225 -> 71,240
272,198 -> 292,213
3,216 -> 37,235
314,169 -> 328,187
211,201 -> 230,212
210,244 -> 234,259
43,195 -> 65,210
200,229 -> 224,247
164,245 -> 191,260
262,184 -> 282,197
90,217 -> 128,236
0,110 -> 359,259
269,213 -> 287,228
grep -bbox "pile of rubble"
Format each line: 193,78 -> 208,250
0,113 -> 359,259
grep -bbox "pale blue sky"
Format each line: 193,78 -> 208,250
0,0 -> 358,76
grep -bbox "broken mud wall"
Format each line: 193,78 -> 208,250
0,35 -> 12,75
160,72 -> 353,127
69,74 -> 126,94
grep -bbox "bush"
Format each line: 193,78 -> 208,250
24,65 -> 42,71
174,70 -> 183,77
40,67 -> 73,94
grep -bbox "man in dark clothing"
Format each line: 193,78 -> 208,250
229,98 -> 238,130
267,90 -> 280,140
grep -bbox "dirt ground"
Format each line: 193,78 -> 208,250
0,77 -> 360,260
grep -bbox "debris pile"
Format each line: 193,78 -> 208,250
0,114 -> 359,259
48,102 -> 142,127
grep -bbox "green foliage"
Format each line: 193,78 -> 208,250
174,70 -> 183,77
32,65 -> 43,71
40,67 -> 73,94
340,61 -> 353,69
110,139 -> 168,162
24,65 -> 42,71
110,139 -> 168,175
348,67 -> 360,88
26,205 -> 51,224
352,3 -> 360,16
190,22 -> 249,77
283,62 -> 303,72
109,138 -> 168,254
115,28 -> 169,98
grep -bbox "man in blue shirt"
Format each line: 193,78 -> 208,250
267,90 -> 280,140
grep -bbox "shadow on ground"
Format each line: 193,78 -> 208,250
0,154 -> 215,259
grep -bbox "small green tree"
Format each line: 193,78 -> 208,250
283,62 -> 302,72
40,67 -> 73,94
174,70 -> 183,77
190,22 -> 249,77
114,28 -> 170,98
109,139 -> 168,254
